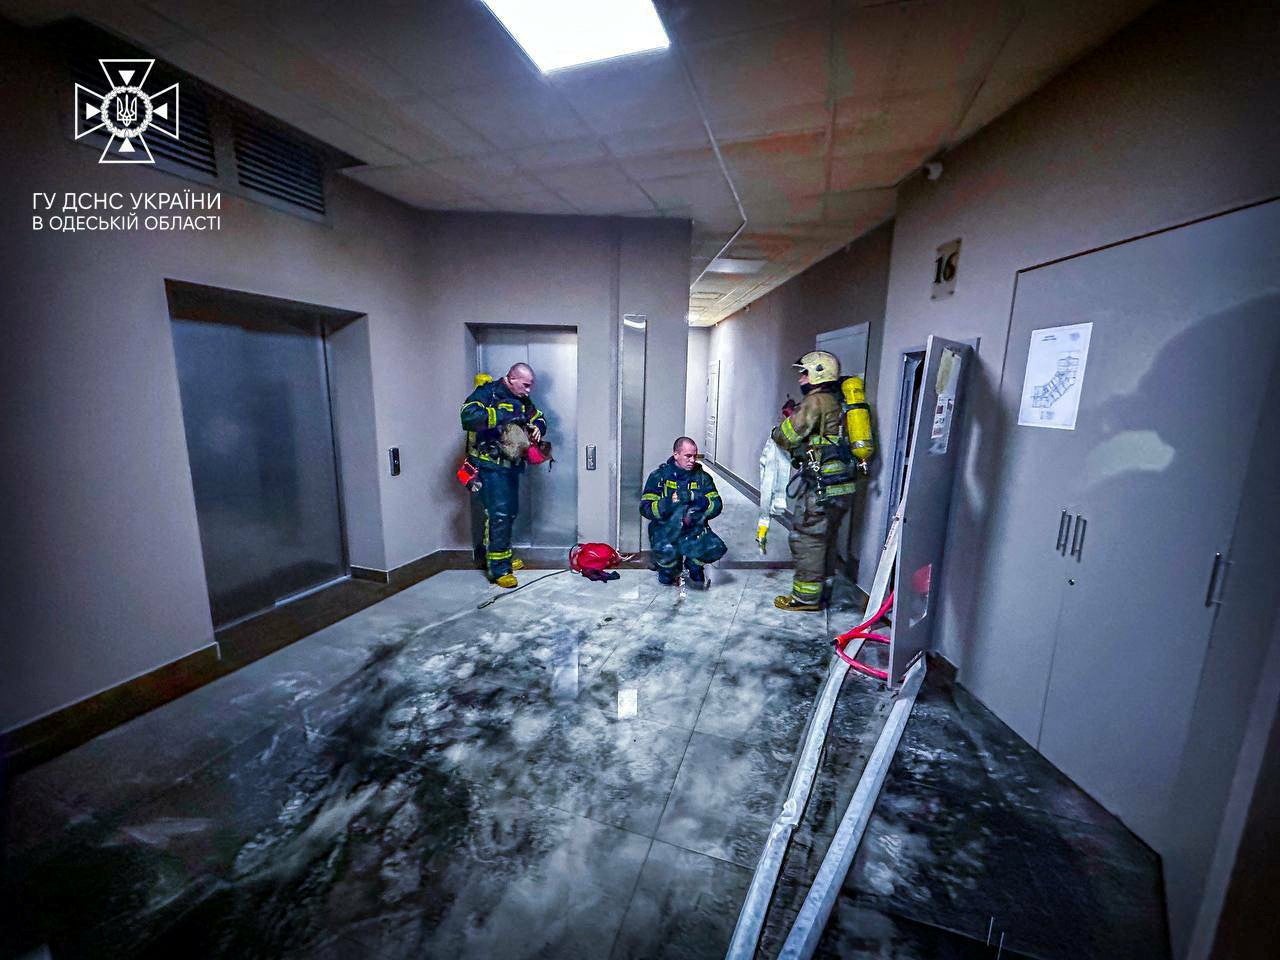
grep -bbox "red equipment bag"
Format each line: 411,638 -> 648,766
526,440 -> 554,466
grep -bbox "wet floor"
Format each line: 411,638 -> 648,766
1,568 -> 1167,958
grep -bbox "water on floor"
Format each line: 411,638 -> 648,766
1,568 -> 1167,959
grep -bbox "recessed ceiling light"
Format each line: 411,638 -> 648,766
706,257 -> 766,275
482,0 -> 670,73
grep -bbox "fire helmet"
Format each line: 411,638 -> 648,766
792,351 -> 840,385
570,542 -> 623,572
526,440 -> 553,465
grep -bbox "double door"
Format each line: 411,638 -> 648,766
967,200 -> 1280,844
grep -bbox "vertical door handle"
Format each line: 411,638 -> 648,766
1070,515 -> 1087,561
1055,510 -> 1072,555
1205,553 -> 1231,607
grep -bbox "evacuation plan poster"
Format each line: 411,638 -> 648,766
1017,322 -> 1093,430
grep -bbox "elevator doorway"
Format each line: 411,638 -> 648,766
168,284 -> 354,629
472,326 -> 578,548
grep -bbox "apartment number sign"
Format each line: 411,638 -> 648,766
932,238 -> 961,299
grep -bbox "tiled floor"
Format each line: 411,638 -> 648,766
2,566 -> 1168,959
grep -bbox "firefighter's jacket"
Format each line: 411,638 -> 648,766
639,458 -> 723,525
771,383 -> 844,459
460,379 -> 548,470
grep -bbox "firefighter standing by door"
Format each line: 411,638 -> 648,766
459,362 -> 548,588
771,351 -> 873,611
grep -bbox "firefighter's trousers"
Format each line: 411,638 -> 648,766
788,487 -> 853,604
475,465 -> 520,578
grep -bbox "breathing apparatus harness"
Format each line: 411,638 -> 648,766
786,382 -> 860,501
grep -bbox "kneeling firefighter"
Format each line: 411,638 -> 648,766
640,437 -> 727,588
771,351 -> 875,611
459,363 -> 550,588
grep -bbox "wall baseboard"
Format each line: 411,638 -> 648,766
704,458 -> 794,534
703,458 -> 762,501
2,642 -> 222,775
2,549 -> 478,773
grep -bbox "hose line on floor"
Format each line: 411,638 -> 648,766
476,568 -> 570,608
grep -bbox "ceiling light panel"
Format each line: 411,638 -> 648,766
482,0 -> 670,73
706,257 -> 767,275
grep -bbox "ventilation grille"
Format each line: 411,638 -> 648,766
152,89 -> 217,176
70,60 -> 218,177
233,119 -> 326,215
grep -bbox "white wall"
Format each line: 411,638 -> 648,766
0,23 -> 689,730
683,326 -> 709,441
705,221 -> 894,490
872,0 -> 1280,680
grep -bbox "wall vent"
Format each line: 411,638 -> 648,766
56,18 -> 352,222
233,119 -> 326,216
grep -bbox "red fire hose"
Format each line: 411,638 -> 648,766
833,590 -> 895,681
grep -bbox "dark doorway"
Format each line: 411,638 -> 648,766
885,348 -> 926,542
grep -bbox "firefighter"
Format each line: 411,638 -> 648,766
771,351 -> 862,611
459,362 -> 547,587
639,437 -> 726,588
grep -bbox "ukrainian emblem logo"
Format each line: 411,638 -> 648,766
74,59 -> 179,164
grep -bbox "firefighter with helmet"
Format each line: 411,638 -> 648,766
771,350 -> 864,611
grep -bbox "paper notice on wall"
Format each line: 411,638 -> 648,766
929,345 -> 964,454
1018,322 -> 1093,430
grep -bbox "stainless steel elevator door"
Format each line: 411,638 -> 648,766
172,317 -> 347,628
475,327 -> 578,547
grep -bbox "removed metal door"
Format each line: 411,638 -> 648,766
617,314 -> 648,554
890,336 -> 972,683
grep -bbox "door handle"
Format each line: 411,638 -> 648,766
1070,515 -> 1087,562
1055,510 -> 1072,555
1205,553 -> 1231,607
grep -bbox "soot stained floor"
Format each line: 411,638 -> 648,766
3,568 -> 1166,959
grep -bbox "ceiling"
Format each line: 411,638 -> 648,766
6,0 -> 1155,324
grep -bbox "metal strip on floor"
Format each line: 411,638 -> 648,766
777,654 -> 926,959
724,649 -> 857,959
725,513 -> 903,959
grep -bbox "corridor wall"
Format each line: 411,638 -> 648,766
0,22 -> 690,732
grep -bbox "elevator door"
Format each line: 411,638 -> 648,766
475,327 -> 578,547
172,315 -> 347,628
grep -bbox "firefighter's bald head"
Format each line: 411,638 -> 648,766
504,363 -> 535,397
